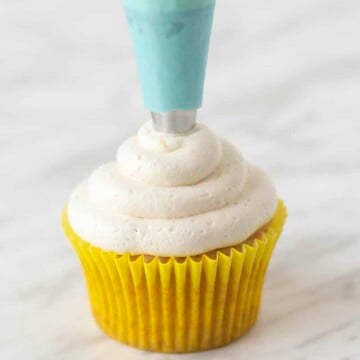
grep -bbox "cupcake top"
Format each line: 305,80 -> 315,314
67,122 -> 277,256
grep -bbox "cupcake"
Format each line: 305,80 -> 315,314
62,121 -> 286,352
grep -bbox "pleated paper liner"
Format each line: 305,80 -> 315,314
62,200 -> 286,353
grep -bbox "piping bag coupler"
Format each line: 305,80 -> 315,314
122,0 -> 216,133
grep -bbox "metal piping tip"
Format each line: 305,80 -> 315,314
151,110 -> 197,134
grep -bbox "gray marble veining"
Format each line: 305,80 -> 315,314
2,0 -> 360,359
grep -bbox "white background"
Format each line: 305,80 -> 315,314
2,0 -> 360,359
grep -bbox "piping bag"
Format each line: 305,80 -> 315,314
122,0 -> 216,133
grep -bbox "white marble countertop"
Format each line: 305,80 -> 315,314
2,0 -> 360,359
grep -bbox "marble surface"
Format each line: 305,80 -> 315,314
2,0 -> 360,359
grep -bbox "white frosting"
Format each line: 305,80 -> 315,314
116,122 -> 222,186
67,122 -> 278,256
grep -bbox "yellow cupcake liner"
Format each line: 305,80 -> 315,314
62,200 -> 286,353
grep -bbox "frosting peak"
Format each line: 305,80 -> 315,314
116,122 -> 222,186
67,122 -> 278,256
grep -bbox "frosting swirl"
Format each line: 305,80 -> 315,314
117,122 -> 222,186
68,122 -> 277,256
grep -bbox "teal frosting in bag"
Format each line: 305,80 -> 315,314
122,0 -> 215,13
123,0 -> 215,112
